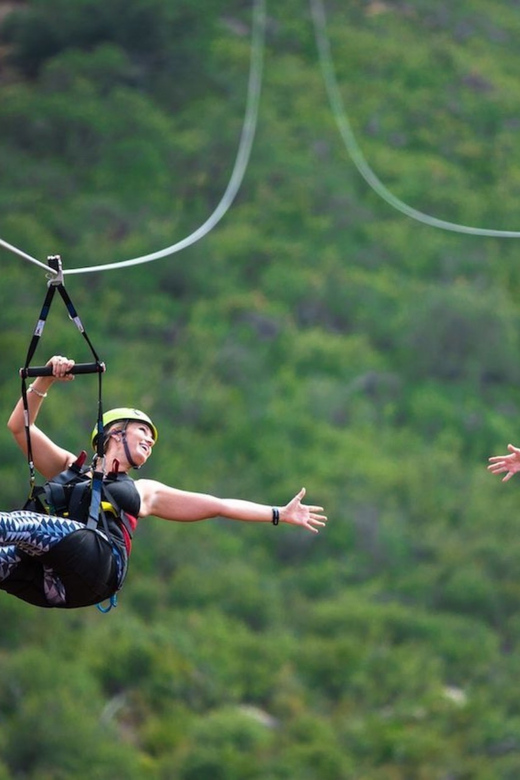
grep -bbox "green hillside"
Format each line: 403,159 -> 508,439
1,0 -> 520,777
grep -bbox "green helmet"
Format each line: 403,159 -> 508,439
91,407 -> 158,449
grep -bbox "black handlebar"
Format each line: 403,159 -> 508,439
20,362 -> 106,378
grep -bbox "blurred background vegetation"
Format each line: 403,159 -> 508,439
1,0 -> 520,777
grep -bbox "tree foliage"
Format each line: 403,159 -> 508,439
1,0 -> 520,777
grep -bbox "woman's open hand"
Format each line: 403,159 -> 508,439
281,488 -> 328,533
488,444 -> 520,482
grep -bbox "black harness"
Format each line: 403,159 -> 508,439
41,455 -> 137,544
20,255 -> 106,527
18,256 -> 128,611
24,453 -> 139,607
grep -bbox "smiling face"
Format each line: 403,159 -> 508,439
126,421 -> 155,462
105,420 -> 156,469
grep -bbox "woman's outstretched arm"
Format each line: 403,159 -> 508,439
136,481 -> 327,533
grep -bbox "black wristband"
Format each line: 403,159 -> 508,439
272,507 -> 280,526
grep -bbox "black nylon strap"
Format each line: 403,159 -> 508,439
21,283 -> 57,488
20,256 -> 105,517
54,282 -> 102,364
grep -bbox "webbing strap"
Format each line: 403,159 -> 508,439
21,282 -> 56,489
89,368 -> 105,527
87,471 -> 104,530
20,256 -> 105,518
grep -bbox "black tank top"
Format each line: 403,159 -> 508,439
102,472 -> 141,517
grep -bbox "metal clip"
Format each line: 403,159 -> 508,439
46,255 -> 64,286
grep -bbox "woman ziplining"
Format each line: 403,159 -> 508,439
0,256 -> 327,611
0,354 -> 327,610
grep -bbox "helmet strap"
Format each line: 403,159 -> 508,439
122,430 -> 140,470
119,422 -> 141,470
104,424 -> 141,470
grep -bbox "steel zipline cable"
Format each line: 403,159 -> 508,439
0,0 -> 266,277
0,237 -> 55,273
5,0 -> 518,280
309,0 -> 520,238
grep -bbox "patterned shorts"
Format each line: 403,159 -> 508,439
0,511 -> 121,609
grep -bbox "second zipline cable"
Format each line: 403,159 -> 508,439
310,0 -> 520,238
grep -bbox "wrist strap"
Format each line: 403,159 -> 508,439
272,507 -> 280,525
